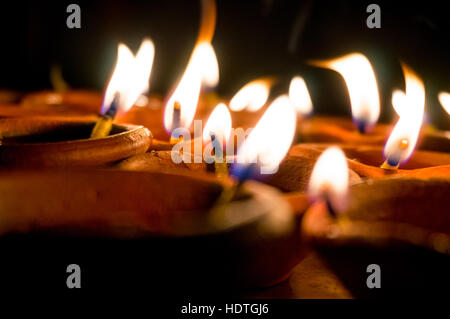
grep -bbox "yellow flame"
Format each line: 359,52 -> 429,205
203,103 -> 232,143
288,76 -> 313,116
164,42 -> 219,132
392,89 -> 407,116
236,95 -> 297,174
102,39 -> 155,115
312,53 -> 380,132
438,92 -> 450,116
229,78 -> 272,112
308,146 -> 349,212
383,64 -> 425,167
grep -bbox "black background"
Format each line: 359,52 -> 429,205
0,0 -> 449,128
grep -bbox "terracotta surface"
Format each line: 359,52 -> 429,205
0,168 -> 305,288
20,90 -> 102,114
0,118 -> 152,167
302,177 -> 450,254
296,116 -> 450,153
289,143 -> 450,178
297,116 -> 391,145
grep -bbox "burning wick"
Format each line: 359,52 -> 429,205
381,64 -> 425,170
308,147 -> 349,217
381,138 -> 409,170
169,101 -> 183,144
90,93 -> 120,138
209,132 -> 228,179
203,103 -> 232,178
90,39 -> 155,139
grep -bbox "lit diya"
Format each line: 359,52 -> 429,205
287,64 -> 450,180
0,39 -> 155,167
295,53 -> 390,145
299,147 -> 450,255
0,164 -> 304,288
0,117 -> 151,167
119,95 -> 326,195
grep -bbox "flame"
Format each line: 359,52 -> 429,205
438,92 -> 450,116
229,78 -> 272,112
383,64 -> 425,167
308,146 -> 349,212
203,103 -> 232,143
312,53 -> 380,133
236,95 -> 297,174
164,42 -> 219,132
392,89 -> 407,116
102,39 -> 155,116
288,76 -> 313,116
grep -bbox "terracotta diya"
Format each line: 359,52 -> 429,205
280,146 -> 450,256
0,87 -> 102,119
291,53 -> 391,147
302,176 -> 450,255
0,117 -> 151,167
287,143 -> 450,179
0,168 -> 305,289
20,89 -> 103,115
290,65 -> 450,179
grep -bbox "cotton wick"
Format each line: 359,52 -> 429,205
90,92 -> 120,139
170,101 -> 183,144
380,138 -> 409,170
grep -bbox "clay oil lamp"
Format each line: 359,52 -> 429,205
300,147 -> 450,255
4,65 -> 102,118
297,53 -> 391,145
0,164 -> 304,288
19,89 -> 103,116
287,64 -> 450,180
0,40 -> 155,168
121,102 -> 232,175
0,88 -> 100,119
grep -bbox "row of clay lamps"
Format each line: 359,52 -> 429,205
1,90 -> 449,257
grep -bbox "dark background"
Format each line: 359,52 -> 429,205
0,0 -> 449,128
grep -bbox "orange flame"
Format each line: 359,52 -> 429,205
438,92 -> 450,116
311,53 -> 380,133
203,103 -> 232,143
383,64 -> 425,168
229,78 -> 273,112
289,76 -> 313,116
308,146 -> 349,212
102,39 -> 155,116
236,95 -> 297,174
163,42 -> 219,132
